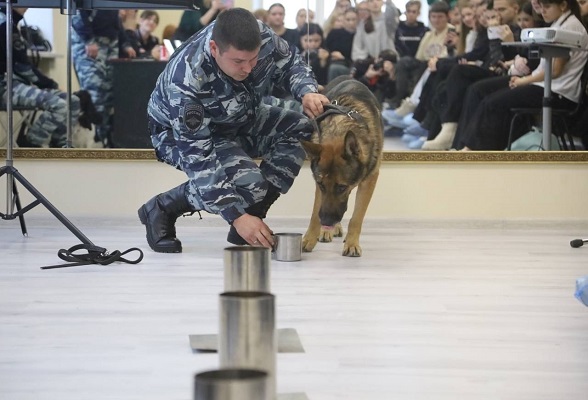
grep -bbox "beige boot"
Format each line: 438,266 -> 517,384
395,98 -> 417,117
421,122 -> 458,151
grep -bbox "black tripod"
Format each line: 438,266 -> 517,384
0,1 -> 106,260
1,0 -> 195,267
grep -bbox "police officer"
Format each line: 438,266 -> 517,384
139,8 -> 328,253
72,10 -> 136,147
0,7 -> 80,148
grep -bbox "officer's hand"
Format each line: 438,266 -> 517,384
302,93 -> 329,119
232,214 -> 274,248
85,43 -> 99,59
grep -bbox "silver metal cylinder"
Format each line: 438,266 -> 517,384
219,291 -> 276,399
273,233 -> 303,262
194,368 -> 269,400
224,246 -> 271,292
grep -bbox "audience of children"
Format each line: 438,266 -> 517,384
460,0 -> 588,150
30,1 -> 588,151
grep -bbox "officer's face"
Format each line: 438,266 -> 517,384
210,41 -> 260,81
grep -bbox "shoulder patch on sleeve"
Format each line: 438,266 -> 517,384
184,103 -> 204,132
273,35 -> 290,58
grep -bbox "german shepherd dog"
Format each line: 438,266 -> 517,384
301,78 -> 383,257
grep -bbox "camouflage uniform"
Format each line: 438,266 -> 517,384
148,21 -> 318,223
72,11 -> 125,146
9,82 -> 81,147
0,11 -> 80,147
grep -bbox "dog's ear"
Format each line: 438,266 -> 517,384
301,140 -> 322,159
344,130 -> 361,159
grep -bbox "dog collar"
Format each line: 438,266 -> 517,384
313,102 -> 366,134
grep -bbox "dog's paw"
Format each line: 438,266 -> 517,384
319,228 -> 334,243
333,223 -> 344,237
302,235 -> 318,252
342,242 -> 362,257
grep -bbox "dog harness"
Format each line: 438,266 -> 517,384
312,101 -> 366,134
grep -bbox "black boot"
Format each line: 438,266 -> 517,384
138,182 -> 194,253
227,185 -> 281,245
74,90 -> 102,130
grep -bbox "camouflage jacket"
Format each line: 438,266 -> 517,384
148,21 -> 318,222
0,10 -> 58,90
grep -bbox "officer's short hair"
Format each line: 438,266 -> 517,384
212,8 -> 261,54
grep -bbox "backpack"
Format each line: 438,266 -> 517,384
508,127 -> 561,151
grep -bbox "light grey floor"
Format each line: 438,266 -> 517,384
384,135 -> 408,151
1,216 -> 587,400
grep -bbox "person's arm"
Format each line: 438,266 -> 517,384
379,18 -> 393,53
462,29 -> 489,62
414,31 -> 433,61
176,10 -> 205,40
72,11 -> 101,58
117,16 -> 136,58
510,58 -> 568,87
351,23 -> 368,61
501,24 -> 521,61
384,0 -> 399,39
200,0 -> 223,27
72,10 -> 96,43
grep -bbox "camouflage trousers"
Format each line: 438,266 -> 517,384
1,80 -> 80,147
72,34 -> 117,145
150,104 -> 313,221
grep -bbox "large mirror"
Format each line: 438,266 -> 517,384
1,3 -> 586,163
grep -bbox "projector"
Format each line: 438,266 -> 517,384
521,28 -> 588,48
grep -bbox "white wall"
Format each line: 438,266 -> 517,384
2,159 -> 588,222
21,8 -> 53,44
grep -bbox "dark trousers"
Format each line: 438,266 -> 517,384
462,84 -> 576,150
391,57 -> 427,106
453,76 -> 510,149
443,65 -> 494,123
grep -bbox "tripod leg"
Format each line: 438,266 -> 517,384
9,167 -> 103,251
12,180 -> 28,236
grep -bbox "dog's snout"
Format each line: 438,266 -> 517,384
319,206 -> 346,227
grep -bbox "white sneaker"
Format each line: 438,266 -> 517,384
395,98 -> 417,118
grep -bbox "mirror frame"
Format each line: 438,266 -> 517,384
2,148 -> 588,162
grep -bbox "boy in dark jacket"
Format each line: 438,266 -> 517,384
394,0 -> 428,57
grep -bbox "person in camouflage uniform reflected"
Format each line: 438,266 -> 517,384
72,10 -> 135,147
138,8 -> 328,253
0,7 -> 80,148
